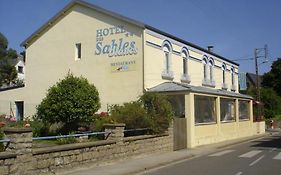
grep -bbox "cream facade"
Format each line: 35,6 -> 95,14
0,0 -> 264,148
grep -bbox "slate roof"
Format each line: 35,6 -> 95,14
147,82 -> 253,99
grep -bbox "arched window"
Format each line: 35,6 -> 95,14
161,40 -> 173,80
202,56 -> 208,80
231,67 -> 235,86
222,63 -> 226,84
181,47 -> 190,83
209,58 -> 214,82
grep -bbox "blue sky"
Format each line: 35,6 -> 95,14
1,0 -> 280,74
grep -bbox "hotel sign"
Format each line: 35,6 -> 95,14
95,25 -> 138,57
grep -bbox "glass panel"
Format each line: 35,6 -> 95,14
239,100 -> 250,120
195,96 -> 216,124
165,52 -> 169,72
183,58 -> 187,75
220,98 -> 235,122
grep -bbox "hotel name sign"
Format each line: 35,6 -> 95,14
95,25 -> 138,57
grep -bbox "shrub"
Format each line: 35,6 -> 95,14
140,92 -> 174,134
35,73 -> 100,134
110,92 -> 174,134
110,102 -> 152,129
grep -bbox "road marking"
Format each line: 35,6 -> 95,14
209,150 -> 235,157
236,171 -> 243,175
273,152 -> 281,160
239,150 -> 262,158
249,155 -> 265,166
269,148 -> 277,152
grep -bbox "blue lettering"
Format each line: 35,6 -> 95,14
95,42 -> 102,55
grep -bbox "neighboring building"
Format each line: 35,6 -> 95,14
246,72 -> 263,89
0,0 -> 264,148
8,55 -> 25,82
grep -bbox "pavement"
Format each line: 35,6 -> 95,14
58,130 -> 279,175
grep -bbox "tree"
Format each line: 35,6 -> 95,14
262,58 -> 281,96
0,32 -> 18,86
35,73 -> 101,134
260,88 -> 281,118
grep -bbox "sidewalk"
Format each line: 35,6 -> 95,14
58,133 -> 269,175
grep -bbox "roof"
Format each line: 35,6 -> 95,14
246,73 -> 263,87
147,82 -> 253,99
21,0 -> 239,66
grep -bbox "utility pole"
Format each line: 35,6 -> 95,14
254,44 -> 268,120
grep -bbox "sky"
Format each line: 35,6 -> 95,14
0,0 -> 281,74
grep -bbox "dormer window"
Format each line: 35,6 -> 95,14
181,47 -> 190,83
161,40 -> 173,80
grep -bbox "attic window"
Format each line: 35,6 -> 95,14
75,43 -> 81,60
18,66 -> 24,74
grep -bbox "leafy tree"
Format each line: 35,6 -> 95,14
35,73 -> 101,134
260,88 -> 281,118
140,92 -> 174,133
262,58 -> 281,96
0,32 -> 18,86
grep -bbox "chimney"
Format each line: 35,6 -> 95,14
207,46 -> 214,52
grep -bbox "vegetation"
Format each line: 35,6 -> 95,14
110,92 -> 174,134
262,58 -> 281,96
35,73 -> 100,134
0,32 -> 18,86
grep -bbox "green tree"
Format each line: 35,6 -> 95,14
0,32 -> 18,86
35,73 -> 101,134
262,58 -> 281,96
260,88 -> 281,118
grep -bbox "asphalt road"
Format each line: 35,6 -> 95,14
142,133 -> 281,175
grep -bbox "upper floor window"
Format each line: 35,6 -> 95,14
75,43 -> 81,61
209,58 -> 214,82
18,66 -> 24,74
222,63 -> 227,89
202,56 -> 208,80
161,40 -> 173,80
181,47 -> 190,83
231,66 -> 236,91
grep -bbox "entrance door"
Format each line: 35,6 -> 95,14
173,117 -> 187,150
15,101 -> 24,121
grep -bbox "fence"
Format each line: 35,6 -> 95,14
0,124 -> 173,175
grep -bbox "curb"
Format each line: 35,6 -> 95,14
125,154 -> 195,175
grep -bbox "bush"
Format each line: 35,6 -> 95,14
110,102 -> 152,129
140,92 -> 174,134
35,73 -> 100,134
110,92 -> 174,134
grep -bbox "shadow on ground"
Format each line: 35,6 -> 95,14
251,134 -> 281,149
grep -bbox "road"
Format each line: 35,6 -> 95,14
142,133 -> 281,175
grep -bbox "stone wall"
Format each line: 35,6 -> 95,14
0,124 -> 173,175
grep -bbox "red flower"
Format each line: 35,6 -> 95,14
0,121 -> 6,127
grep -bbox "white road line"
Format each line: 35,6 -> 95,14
209,150 -> 235,157
273,152 -> 281,160
269,148 -> 277,152
236,171 -> 243,175
239,150 -> 262,158
249,155 -> 265,166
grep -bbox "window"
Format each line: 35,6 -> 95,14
181,48 -> 190,83
231,67 -> 236,91
222,63 -> 227,89
75,43 -> 81,60
195,95 -> 217,124
202,57 -> 208,80
239,100 -> 250,120
161,40 -> 173,80
220,98 -> 236,122
209,59 -> 214,82
18,66 -> 24,74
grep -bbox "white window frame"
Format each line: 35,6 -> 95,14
181,48 -> 190,83
222,63 -> 227,89
75,43 -> 82,61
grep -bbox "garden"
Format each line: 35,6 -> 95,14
0,73 -> 174,150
